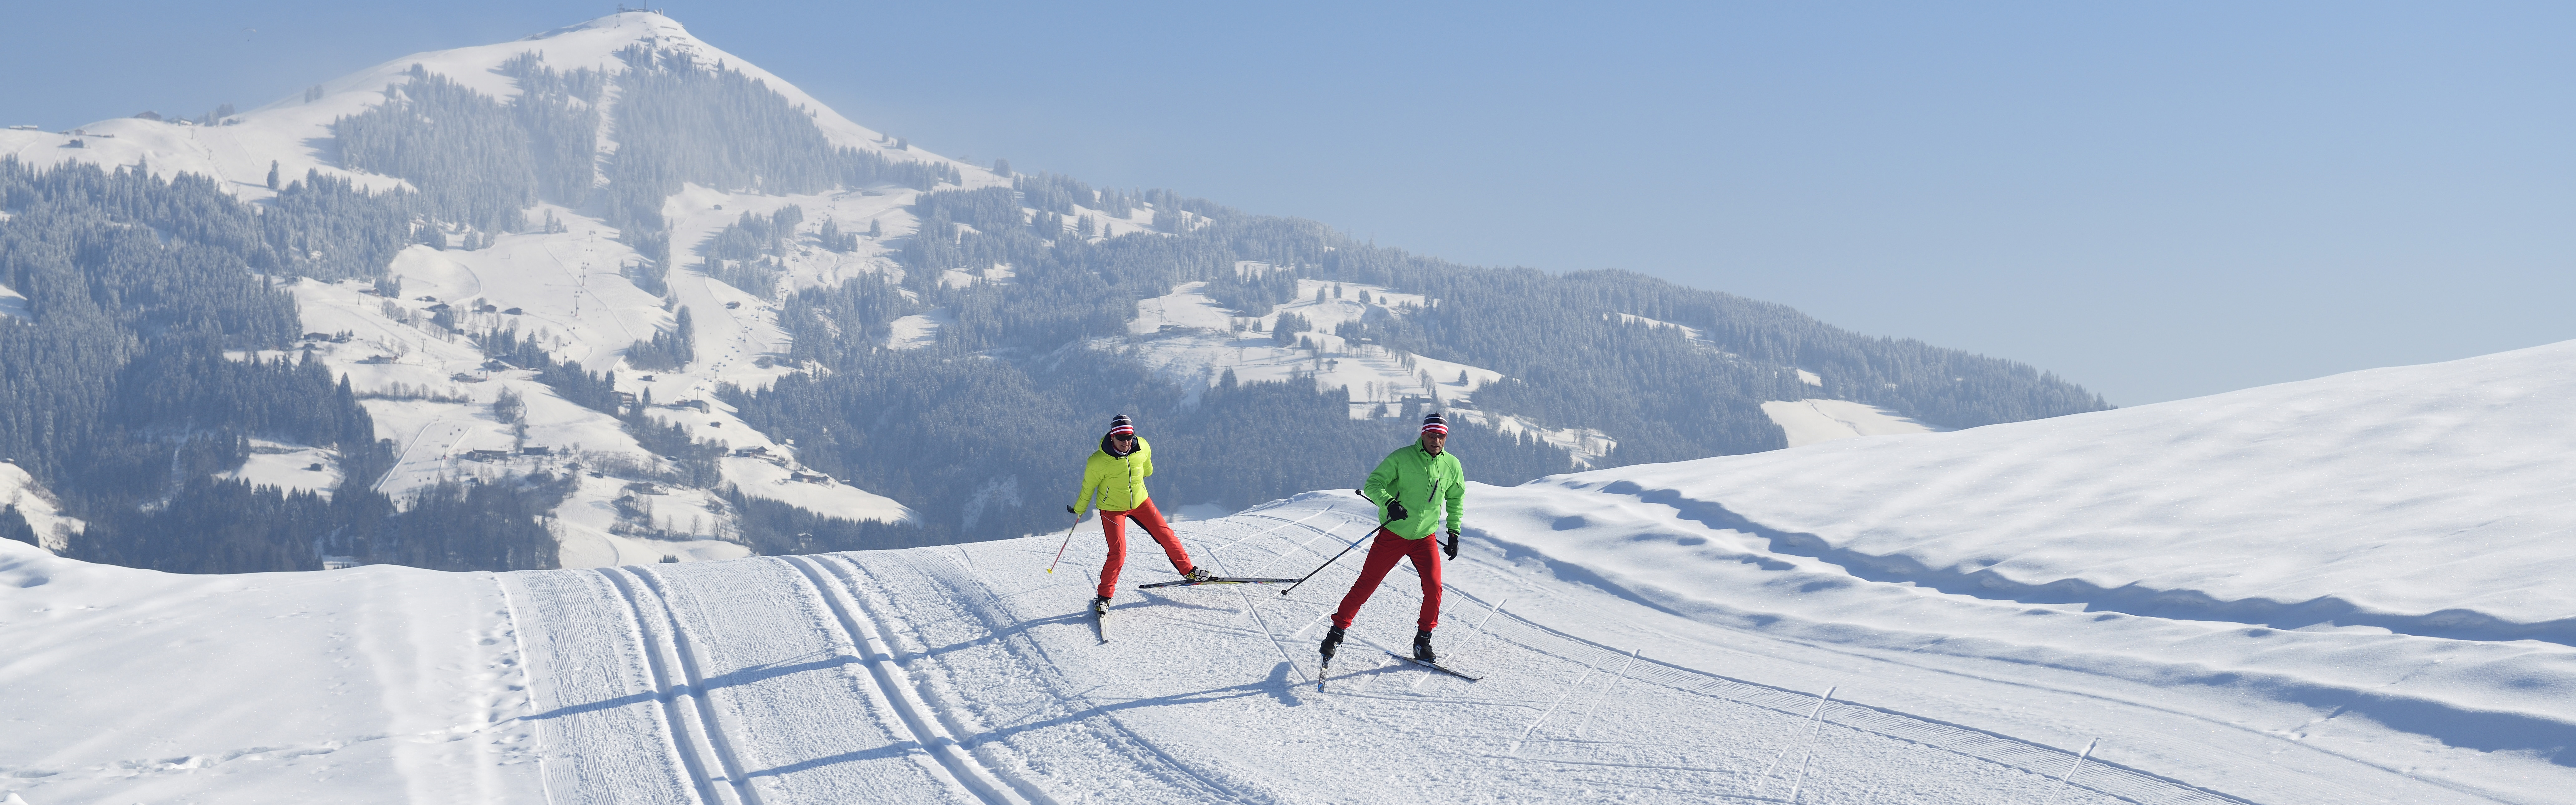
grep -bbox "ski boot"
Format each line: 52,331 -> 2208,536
1091,596 -> 1111,617
1182,567 -> 1213,583
1413,629 -> 1437,663
1320,626 -> 1345,661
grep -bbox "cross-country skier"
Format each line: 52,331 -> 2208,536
1322,412 -> 1466,664
1070,414 -> 1208,616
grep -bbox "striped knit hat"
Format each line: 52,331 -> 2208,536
1106,414 -> 1135,438
1420,412 -> 1449,436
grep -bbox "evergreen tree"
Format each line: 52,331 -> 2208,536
0,505 -> 37,550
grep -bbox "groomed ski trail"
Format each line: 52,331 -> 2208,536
600,566 -> 765,805
478,490 -> 2491,803
779,554 -> 1046,805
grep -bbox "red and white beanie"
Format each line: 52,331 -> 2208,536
1420,412 -> 1449,436
1107,414 -> 1135,438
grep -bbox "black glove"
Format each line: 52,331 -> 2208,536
1385,499 -> 1409,522
1443,531 -> 1460,560
1066,505 -> 1079,516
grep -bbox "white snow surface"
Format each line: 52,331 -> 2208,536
1759,398 -> 1948,447
11,340 -> 2576,803
1115,277 -> 1619,463
0,13 -> 995,198
215,440 -> 343,497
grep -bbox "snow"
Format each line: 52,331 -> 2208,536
0,12 -> 1000,201
215,440 -> 342,497
720,456 -> 912,524
17,340 -> 2576,803
0,280 -> 29,320
1759,398 -> 1948,447
0,462 -> 82,553
886,307 -> 953,351
1118,278 -> 1499,408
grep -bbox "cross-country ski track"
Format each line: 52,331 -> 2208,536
0,493 -> 2470,804
17,341 -> 2576,803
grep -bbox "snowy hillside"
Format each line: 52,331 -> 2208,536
7,341 -> 2568,803
0,12 -> 950,559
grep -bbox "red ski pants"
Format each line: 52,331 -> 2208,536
1331,528 -> 1442,632
1097,498 -> 1195,598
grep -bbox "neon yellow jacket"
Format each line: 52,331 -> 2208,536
1074,437 -> 1154,514
1363,443 -> 1464,539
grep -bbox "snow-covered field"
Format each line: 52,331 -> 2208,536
10,341 -> 2572,803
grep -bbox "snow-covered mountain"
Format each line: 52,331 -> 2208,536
0,10 -> 2099,571
7,339 -> 2569,803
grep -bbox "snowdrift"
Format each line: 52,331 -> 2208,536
10,341 -> 2576,803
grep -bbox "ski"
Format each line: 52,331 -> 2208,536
1386,650 -> 1481,682
1137,576 -> 1301,589
1091,602 -> 1110,644
1316,657 -> 1332,691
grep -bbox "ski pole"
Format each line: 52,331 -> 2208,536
1045,514 -> 1079,574
1280,489 -> 1393,597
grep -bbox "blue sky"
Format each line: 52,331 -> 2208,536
3,1 -> 2568,405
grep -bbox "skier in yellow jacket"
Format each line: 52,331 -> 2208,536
1070,414 -> 1207,615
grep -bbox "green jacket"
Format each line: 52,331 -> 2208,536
1362,443 -> 1464,539
1074,436 -> 1154,514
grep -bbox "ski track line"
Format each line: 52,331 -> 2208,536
859,554 -> 1267,805
600,566 -> 762,805
1457,591 -> 2253,805
1241,504 -> 2227,803
779,555 -> 1040,805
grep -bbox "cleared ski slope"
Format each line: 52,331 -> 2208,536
9,345 -> 2575,803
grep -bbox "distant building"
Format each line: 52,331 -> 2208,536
464,449 -> 512,461
521,446 -> 551,456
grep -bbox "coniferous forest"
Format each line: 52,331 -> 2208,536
0,45 -> 2107,574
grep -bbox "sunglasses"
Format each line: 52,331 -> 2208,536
1111,433 -> 1135,441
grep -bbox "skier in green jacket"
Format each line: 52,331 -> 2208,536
1322,412 -> 1466,663
1070,414 -> 1207,616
